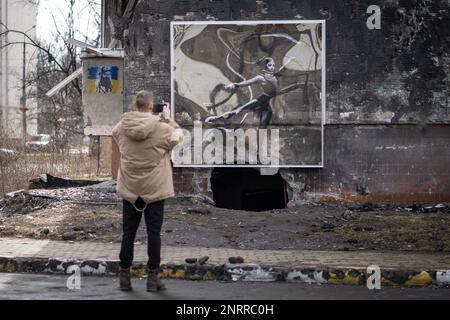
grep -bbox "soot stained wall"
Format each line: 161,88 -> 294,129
104,0 -> 450,203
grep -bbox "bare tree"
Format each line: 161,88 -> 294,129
0,0 -> 101,150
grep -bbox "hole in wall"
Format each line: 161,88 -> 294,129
210,168 -> 288,212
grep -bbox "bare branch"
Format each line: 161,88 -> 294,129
1,0 -> 101,145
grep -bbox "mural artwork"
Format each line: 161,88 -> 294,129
172,21 -> 325,167
87,65 -> 120,95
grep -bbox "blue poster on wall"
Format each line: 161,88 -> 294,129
87,65 -> 120,94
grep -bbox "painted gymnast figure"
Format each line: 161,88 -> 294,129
205,57 -> 294,129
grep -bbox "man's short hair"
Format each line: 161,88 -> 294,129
135,90 -> 153,109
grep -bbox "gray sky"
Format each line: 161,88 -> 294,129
36,0 -> 101,44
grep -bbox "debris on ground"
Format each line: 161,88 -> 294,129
349,202 -> 450,214
29,174 -> 101,190
62,232 -> 77,241
186,208 -> 211,215
0,178 -> 450,253
321,223 -> 335,231
198,256 -> 209,265
353,226 -> 375,232
185,258 -> 198,264
26,182 -> 120,205
176,195 -> 216,207
0,191 -> 56,216
341,210 -> 360,221
229,257 -> 245,264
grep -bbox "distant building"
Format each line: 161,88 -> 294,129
0,0 -> 38,140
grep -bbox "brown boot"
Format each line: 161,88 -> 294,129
147,268 -> 166,292
119,268 -> 132,291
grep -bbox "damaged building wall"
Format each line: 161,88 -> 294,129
103,0 -> 450,204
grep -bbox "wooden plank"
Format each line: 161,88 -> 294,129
46,68 -> 83,97
68,38 -> 91,49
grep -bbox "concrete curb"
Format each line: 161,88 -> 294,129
1,257 -> 449,288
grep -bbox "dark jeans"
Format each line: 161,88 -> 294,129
119,198 -> 165,270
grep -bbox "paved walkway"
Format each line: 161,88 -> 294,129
1,237 -> 450,270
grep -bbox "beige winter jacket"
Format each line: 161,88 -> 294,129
112,112 -> 184,204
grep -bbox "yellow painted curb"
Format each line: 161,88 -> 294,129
381,277 -> 399,286
161,268 -> 186,279
405,271 -> 433,287
328,272 -> 362,286
202,271 -> 215,281
130,267 -> 147,278
0,262 -> 19,273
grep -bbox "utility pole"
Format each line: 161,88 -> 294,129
20,39 -> 28,148
19,25 -> 35,148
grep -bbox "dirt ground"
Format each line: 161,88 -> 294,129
1,188 -> 449,253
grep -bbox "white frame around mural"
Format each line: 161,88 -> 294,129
170,20 -> 326,168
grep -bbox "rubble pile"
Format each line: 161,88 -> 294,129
0,191 -> 56,216
0,178 -> 120,216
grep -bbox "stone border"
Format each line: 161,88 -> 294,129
1,257 -> 449,288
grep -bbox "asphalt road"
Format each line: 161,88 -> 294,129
0,273 -> 449,300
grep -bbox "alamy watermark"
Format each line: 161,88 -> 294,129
367,5 -> 382,30
173,121 -> 280,172
66,265 -> 81,290
367,265 -> 382,290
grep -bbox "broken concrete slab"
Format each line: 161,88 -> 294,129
0,192 -> 56,216
25,186 -> 120,205
29,174 -> 101,190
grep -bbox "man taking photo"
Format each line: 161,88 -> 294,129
112,90 -> 184,292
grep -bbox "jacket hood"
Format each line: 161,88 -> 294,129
121,112 -> 157,142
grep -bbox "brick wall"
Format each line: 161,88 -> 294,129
104,0 -> 450,203
281,125 -> 450,203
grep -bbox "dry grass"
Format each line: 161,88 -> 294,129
331,213 -> 450,252
0,130 -> 111,197
0,150 -> 111,197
